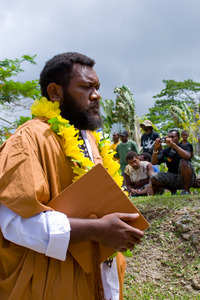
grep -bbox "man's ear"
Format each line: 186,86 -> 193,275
47,83 -> 63,103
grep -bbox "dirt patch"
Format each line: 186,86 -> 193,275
124,197 -> 200,298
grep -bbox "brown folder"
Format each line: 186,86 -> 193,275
48,163 -> 149,273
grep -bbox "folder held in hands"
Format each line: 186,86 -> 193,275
48,163 -> 149,273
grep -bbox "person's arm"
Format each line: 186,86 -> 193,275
167,138 -> 191,160
69,213 -> 143,253
151,138 -> 162,165
0,204 -> 144,255
124,173 -> 138,196
136,185 -> 153,196
146,163 -> 154,195
0,204 -> 70,261
147,162 -> 154,177
188,143 -> 193,159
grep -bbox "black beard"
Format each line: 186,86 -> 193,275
59,89 -> 103,131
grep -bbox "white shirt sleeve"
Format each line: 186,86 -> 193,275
0,204 -> 71,261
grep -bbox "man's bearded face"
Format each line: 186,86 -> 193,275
59,63 -> 102,131
60,88 -> 102,130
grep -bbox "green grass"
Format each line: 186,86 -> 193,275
123,194 -> 200,299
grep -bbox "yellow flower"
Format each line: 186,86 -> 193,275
112,172 -> 123,187
31,97 -> 61,118
92,131 -> 102,145
31,97 -> 124,189
72,167 -> 88,181
57,115 -> 69,124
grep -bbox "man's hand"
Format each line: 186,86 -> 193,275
154,138 -> 162,150
130,188 -> 140,195
165,137 -> 174,147
97,213 -> 144,252
69,213 -> 144,253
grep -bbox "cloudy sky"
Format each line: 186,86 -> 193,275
1,0 -> 200,118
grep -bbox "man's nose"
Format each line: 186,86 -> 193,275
90,88 -> 101,100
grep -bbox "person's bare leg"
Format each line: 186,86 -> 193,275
151,175 -> 176,194
180,160 -> 192,193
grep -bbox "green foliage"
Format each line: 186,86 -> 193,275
146,79 -> 200,135
171,101 -> 194,127
170,101 -> 200,153
114,85 -> 136,132
0,54 -> 40,144
100,85 -> 136,136
100,98 -> 118,137
101,85 -> 140,143
13,116 -> 32,127
154,79 -> 200,104
146,99 -> 179,135
192,154 -> 200,175
0,127 -> 12,145
0,54 -> 40,104
159,162 -> 168,172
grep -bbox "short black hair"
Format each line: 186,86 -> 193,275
126,151 -> 138,161
140,152 -> 151,162
39,52 -> 95,98
181,130 -> 189,135
168,129 -> 180,138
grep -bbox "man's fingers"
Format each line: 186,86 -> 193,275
118,213 -> 140,222
131,229 -> 144,239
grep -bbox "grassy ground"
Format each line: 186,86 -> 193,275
123,194 -> 200,299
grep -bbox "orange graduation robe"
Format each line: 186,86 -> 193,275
0,118 -> 125,300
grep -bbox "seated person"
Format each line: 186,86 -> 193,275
124,151 -> 154,196
139,152 -> 159,172
151,129 -> 196,194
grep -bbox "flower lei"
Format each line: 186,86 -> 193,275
31,97 -> 123,187
31,97 -> 131,257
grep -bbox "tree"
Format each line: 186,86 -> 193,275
146,79 -> 200,135
114,85 -> 140,145
154,79 -> 200,105
101,85 -> 141,144
170,101 -> 200,153
0,54 -> 40,141
100,98 -> 118,138
0,54 -> 40,104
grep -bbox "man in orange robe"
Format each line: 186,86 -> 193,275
0,52 -> 144,300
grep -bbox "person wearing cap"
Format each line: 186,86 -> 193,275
115,131 -> 139,174
140,120 -> 160,156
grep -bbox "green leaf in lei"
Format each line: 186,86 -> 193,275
48,117 -> 60,133
109,249 -> 132,259
121,249 -> 132,257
